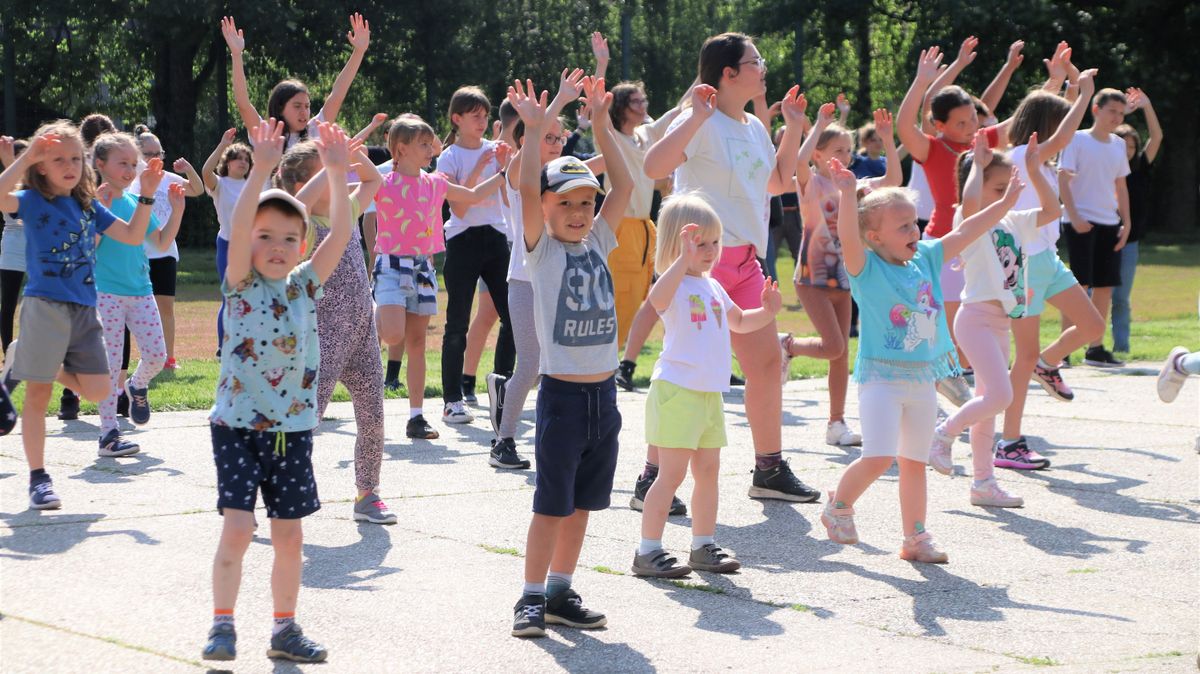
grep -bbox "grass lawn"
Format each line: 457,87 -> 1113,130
9,243 -> 1198,416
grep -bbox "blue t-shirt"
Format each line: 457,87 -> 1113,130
848,239 -> 958,383
16,190 -> 116,306
95,192 -> 162,296
209,261 -> 325,433
850,154 -> 887,180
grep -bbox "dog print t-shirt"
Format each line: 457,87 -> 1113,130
526,218 -> 619,376
652,275 -> 735,392
956,207 -> 1041,318
848,239 -> 958,384
15,191 -> 116,306
210,261 -> 324,432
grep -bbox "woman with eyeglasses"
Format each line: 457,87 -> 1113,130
644,32 -> 817,504
132,125 -> 204,372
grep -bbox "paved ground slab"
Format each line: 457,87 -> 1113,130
2,364 -> 1197,672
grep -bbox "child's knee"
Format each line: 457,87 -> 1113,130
75,376 -> 110,402
270,521 -> 304,553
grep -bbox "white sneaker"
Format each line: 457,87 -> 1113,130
936,375 -> 972,407
970,477 -> 1024,508
825,420 -> 862,447
928,429 -> 954,476
778,333 -> 793,385
1157,347 -> 1189,403
443,401 -> 474,424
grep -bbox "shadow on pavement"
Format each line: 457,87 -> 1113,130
944,508 -> 1149,557
531,626 -> 656,673
0,511 -> 159,559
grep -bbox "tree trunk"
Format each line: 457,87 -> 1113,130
853,11 -> 871,121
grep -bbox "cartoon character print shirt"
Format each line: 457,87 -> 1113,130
956,208 -> 1041,318
652,275 -> 736,393
209,261 -> 324,432
15,191 -> 117,306
848,239 -> 958,384
526,217 -> 619,376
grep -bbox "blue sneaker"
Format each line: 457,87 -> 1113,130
267,623 -> 327,663
202,623 -> 236,661
99,429 -> 140,457
29,476 -> 62,510
124,381 -> 151,425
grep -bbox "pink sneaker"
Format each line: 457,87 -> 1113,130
778,333 -> 794,385
970,478 -> 1024,508
899,531 -> 948,564
993,437 -> 1050,470
820,491 -> 858,544
164,357 -> 179,370
928,429 -> 954,476
1033,362 -> 1074,401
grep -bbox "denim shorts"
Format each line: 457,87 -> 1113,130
373,254 -> 438,315
211,424 -> 320,519
532,376 -> 622,517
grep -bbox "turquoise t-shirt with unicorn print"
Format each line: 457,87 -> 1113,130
848,239 -> 959,383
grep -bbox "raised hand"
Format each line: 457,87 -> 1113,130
172,157 -> 195,175
220,16 -> 244,54
973,127 -> 992,168
815,101 -> 836,127
1124,86 -> 1147,111
1023,131 -> 1041,169
1006,40 -> 1025,69
138,157 -> 165,196
779,86 -> 808,125
679,223 -> 704,269
836,93 -> 850,118
552,68 -> 587,110
591,31 -> 609,63
249,118 -> 287,170
0,136 -> 15,167
954,35 -> 979,66
915,47 -> 945,82
760,277 -> 783,315
583,76 -> 614,124
96,183 -> 117,209
690,84 -> 718,120
219,127 -> 237,146
827,157 -> 856,192
314,122 -> 351,171
473,146 -> 496,172
507,79 -> 549,126
1000,166 -> 1025,208
494,142 -> 512,170
1077,67 -> 1098,98
23,133 -> 62,164
167,181 -> 187,212
873,108 -> 894,140
347,13 -> 370,52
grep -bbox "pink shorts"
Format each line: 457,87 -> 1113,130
711,244 -> 765,309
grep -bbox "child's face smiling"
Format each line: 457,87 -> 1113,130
37,137 -> 84,195
96,145 -> 138,190
541,186 -> 597,244
251,208 -> 306,280
814,135 -> 853,174
866,202 -> 921,264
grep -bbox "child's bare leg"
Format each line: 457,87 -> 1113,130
524,513 -> 564,584
56,370 -> 109,402
212,509 -> 256,611
897,457 -> 927,538
640,447 -> 689,541
375,305 -> 407,350
21,382 -> 52,470
1004,315 -> 1041,440
404,314 -> 431,410
689,448 -> 721,538
549,510 -> 590,576
269,518 -> 304,616
832,456 -> 893,506
1043,285 -> 1105,361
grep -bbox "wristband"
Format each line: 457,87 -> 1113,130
137,195 -> 155,205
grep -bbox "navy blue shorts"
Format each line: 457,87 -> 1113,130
533,376 -> 622,517
211,424 -> 320,519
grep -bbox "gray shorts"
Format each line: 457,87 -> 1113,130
10,296 -> 108,382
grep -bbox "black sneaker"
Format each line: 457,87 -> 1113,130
0,380 -> 15,436
202,622 -> 236,661
462,374 -> 478,405
116,390 -> 129,417
489,437 -> 531,469
545,589 -> 607,629
748,459 -> 820,502
629,473 -> 687,516
512,593 -> 547,638
266,622 -> 327,663
1083,346 -> 1124,368
729,373 -> 745,386
58,389 -> 80,421
125,381 -> 150,425
405,415 -> 439,440
98,429 -> 140,457
486,373 -> 507,436
29,475 -> 62,510
615,360 -> 637,392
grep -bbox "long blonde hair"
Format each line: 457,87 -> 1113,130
654,192 -> 723,275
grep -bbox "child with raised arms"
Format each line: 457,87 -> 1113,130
202,128 -> 253,348
819,149 -> 1024,563
202,120 -> 353,663
632,193 -> 781,578
507,71 -> 633,638
0,122 -> 163,509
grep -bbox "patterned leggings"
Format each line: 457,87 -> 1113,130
97,292 -> 166,434
315,291 -> 385,493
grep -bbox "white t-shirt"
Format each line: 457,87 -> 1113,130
670,109 -> 776,254
652,275 -> 736,392
134,171 -> 187,260
908,161 -> 934,221
1059,130 -> 1130,226
211,176 -> 248,240
1008,144 -> 1062,255
248,110 -> 325,151
504,181 -> 530,283
957,207 -> 1041,317
437,140 -> 505,239
616,113 -> 675,220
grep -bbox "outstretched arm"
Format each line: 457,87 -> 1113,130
768,87 -> 807,195
509,79 -> 552,251
173,158 -> 205,197
644,84 -> 717,179
1039,68 -> 1096,157
941,167 -> 1024,260
202,128 -> 236,192
592,78 -> 633,228
980,40 -> 1024,114
591,31 -> 609,79
318,13 -> 371,123
1127,87 -> 1163,163
829,158 -> 866,276
1022,133 -> 1062,226
221,17 -> 260,131
146,183 -> 187,251
309,124 -> 354,283
226,120 -> 285,286
870,108 -> 902,189
897,46 -> 945,164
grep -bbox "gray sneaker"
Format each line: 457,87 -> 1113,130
688,543 -> 741,573
202,623 -> 236,661
352,494 -> 397,524
631,548 -> 692,578
936,375 -> 972,407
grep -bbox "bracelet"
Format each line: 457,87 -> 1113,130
137,195 -> 155,205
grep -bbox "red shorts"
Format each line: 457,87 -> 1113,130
711,244 -> 766,310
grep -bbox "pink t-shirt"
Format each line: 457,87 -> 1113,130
373,170 -> 450,256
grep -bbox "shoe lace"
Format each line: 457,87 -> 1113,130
521,603 -> 543,619
372,499 -> 390,513
129,389 -> 148,408
32,481 -> 54,496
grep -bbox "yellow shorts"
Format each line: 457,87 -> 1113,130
644,379 -> 727,449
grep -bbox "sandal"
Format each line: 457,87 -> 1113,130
631,548 -> 692,578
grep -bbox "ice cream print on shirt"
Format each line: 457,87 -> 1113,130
553,248 -> 617,347
991,229 -> 1030,318
686,294 -> 726,331
886,281 -> 940,352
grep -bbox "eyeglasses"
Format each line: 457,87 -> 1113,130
142,151 -> 164,159
629,97 -> 648,106
544,133 -> 568,145
739,56 -> 766,69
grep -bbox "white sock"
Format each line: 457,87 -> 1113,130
1037,357 -> 1051,369
638,538 -> 662,555
409,406 -> 422,419
522,581 -> 545,596
691,535 -> 715,551
272,614 -> 294,635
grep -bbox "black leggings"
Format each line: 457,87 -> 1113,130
1,269 -> 24,352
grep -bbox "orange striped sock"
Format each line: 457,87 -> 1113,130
213,608 -> 234,628
272,611 -> 295,635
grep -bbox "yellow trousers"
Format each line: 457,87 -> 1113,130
608,217 -> 656,350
